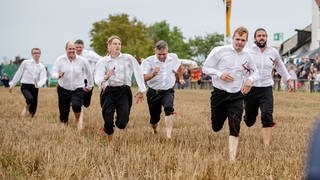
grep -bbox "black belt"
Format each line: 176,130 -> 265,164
106,85 -> 129,89
149,88 -> 173,94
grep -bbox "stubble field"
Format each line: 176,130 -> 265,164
0,87 -> 319,179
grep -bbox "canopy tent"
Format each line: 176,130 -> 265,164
180,59 -> 198,68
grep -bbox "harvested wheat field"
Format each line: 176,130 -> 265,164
0,87 -> 319,179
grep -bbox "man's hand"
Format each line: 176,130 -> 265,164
152,67 -> 160,77
34,81 -> 39,88
9,87 -> 13,93
179,78 -> 185,86
134,92 -> 144,104
58,72 -> 65,79
241,79 -> 253,94
104,67 -> 115,80
220,72 -> 234,82
83,87 -> 92,92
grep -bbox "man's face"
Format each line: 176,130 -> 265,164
232,33 -> 248,52
108,38 -> 121,54
32,49 -> 41,61
254,30 -> 267,48
66,43 -> 76,59
155,48 -> 168,62
75,43 -> 84,55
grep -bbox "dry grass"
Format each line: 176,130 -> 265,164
0,87 -> 319,179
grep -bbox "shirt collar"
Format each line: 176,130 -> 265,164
154,54 -> 173,63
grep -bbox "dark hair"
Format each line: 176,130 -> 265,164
254,28 -> 268,38
75,39 -> 84,45
155,40 -> 168,50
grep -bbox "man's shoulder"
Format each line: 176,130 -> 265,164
266,46 -> 280,55
121,53 -> 135,59
144,55 -> 156,62
56,54 -> 67,61
211,45 -> 231,54
83,49 -> 101,58
22,59 -> 33,64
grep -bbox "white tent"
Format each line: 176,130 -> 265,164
180,59 -> 198,68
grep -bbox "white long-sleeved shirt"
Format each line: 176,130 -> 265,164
51,54 -> 93,91
248,44 -> 291,87
9,59 -> 47,88
141,53 -> 181,90
79,49 -> 101,74
203,44 -> 258,93
94,53 -> 146,93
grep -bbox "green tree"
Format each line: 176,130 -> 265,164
90,14 -> 153,59
149,21 -> 170,43
188,33 -> 224,64
149,21 -> 191,59
168,27 -> 190,59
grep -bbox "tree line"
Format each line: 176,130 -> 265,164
90,13 -> 224,64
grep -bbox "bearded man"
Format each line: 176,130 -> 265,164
244,28 -> 294,147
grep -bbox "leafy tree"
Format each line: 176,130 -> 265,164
90,14 -> 153,58
149,21 -> 191,59
188,33 -> 224,64
149,21 -> 170,43
168,27 -> 190,59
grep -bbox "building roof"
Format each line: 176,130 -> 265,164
279,24 -> 311,57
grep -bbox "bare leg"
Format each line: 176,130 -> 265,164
21,104 -> 29,117
151,123 -> 158,134
229,136 -> 239,162
262,127 -> 272,147
74,111 -> 83,130
106,134 -> 113,145
164,115 -> 173,139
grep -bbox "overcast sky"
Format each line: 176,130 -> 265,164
0,0 -> 312,65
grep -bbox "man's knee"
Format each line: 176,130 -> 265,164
104,126 -> 114,135
212,120 -> 223,132
164,107 -> 174,116
115,121 -> 127,129
72,105 -> 82,113
261,112 -> 273,127
83,102 -> 90,108
244,115 -> 256,127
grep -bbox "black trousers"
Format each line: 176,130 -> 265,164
57,85 -> 83,123
210,88 -> 244,137
83,79 -> 93,108
244,86 -> 274,128
21,83 -> 39,116
100,86 -> 132,135
146,88 -> 175,125
83,87 -> 93,108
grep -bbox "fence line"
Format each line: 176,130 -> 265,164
187,79 -> 320,93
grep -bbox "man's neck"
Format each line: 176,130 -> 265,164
33,59 -> 40,64
110,52 -> 120,59
259,47 -> 266,53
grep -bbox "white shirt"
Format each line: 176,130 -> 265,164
203,44 -> 258,93
141,53 -> 181,90
79,49 -> 101,74
94,53 -> 146,93
51,54 -> 93,91
9,59 -> 47,88
248,44 -> 291,87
